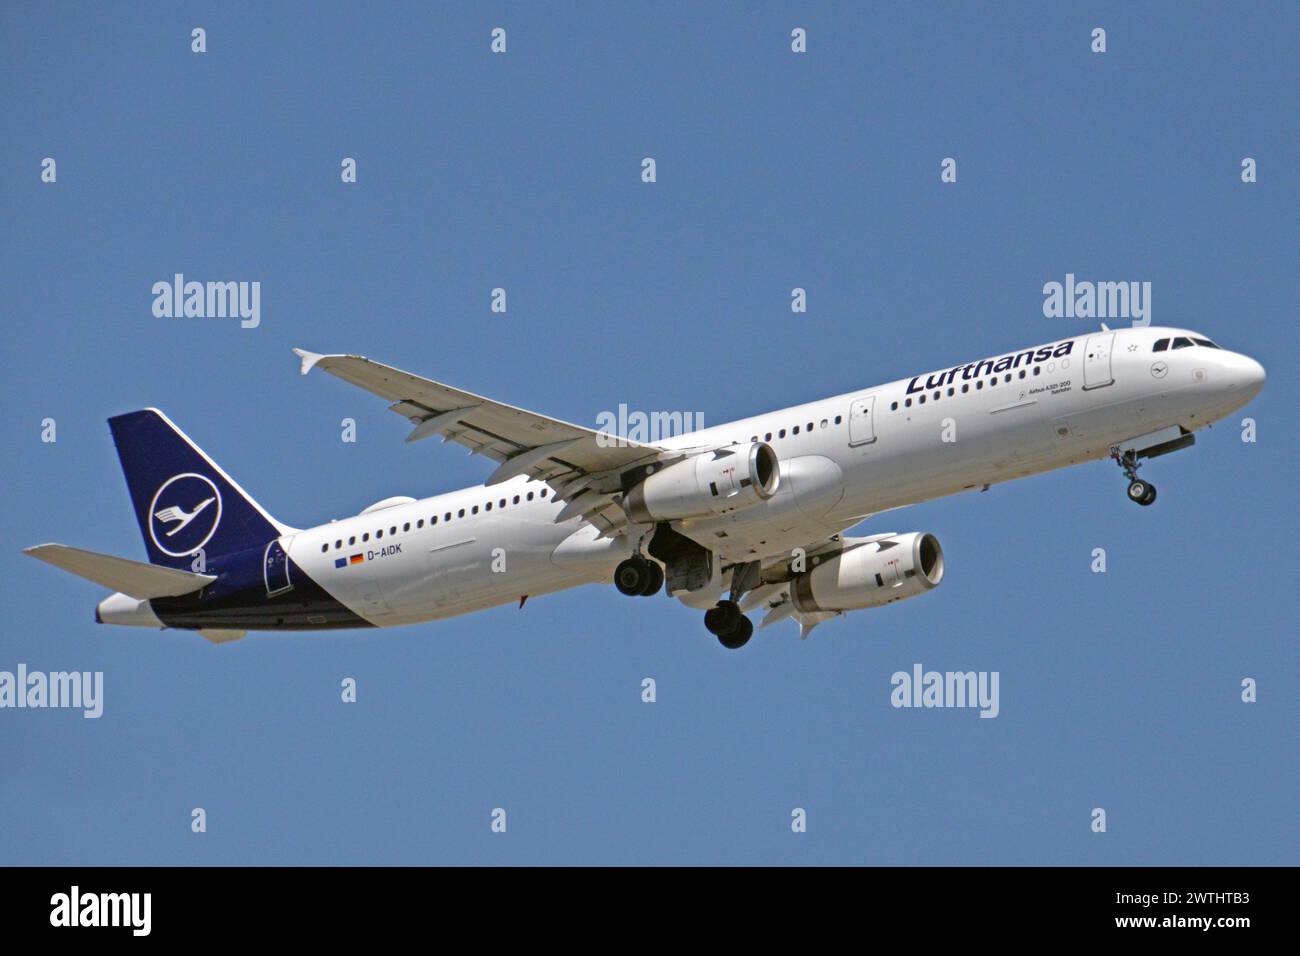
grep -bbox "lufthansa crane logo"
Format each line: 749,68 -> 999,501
148,473 -> 222,557
1150,361 -> 1169,379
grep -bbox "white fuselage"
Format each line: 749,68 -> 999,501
285,326 -> 1265,627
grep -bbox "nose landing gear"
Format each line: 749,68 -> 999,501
1126,478 -> 1157,506
1112,446 -> 1157,506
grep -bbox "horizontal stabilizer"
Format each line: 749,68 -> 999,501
24,544 -> 216,599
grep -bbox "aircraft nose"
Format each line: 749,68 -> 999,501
1227,353 -> 1266,396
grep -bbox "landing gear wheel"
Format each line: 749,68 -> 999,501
614,557 -> 651,596
1127,479 -> 1156,506
704,600 -> 741,636
1114,447 -> 1157,507
640,560 -> 664,596
717,615 -> 754,650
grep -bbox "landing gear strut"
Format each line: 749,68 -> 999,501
1112,446 -> 1157,506
704,599 -> 754,649
614,556 -> 664,597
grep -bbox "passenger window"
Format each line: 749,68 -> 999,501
527,492 -> 534,501
905,398 -> 912,407
976,381 -> 983,390
1033,367 -> 1041,376
961,384 -> 969,393
362,533 -> 369,542
1018,370 -> 1025,379
779,429 -> 786,438
989,377 -> 997,386
499,499 -> 506,508
792,425 -> 800,435
472,505 -> 479,514
1153,338 -> 1169,352
807,422 -> 814,431
417,520 -> 424,528
820,419 -> 828,428
349,536 -> 356,546
485,502 -> 492,511
321,543 -> 328,553
919,395 -> 926,404
834,415 -> 842,425
335,540 -> 342,549
390,526 -> 397,535
445,512 -> 452,521
513,495 -> 520,504
403,522 -> 410,532
540,489 -> 548,497
764,432 -> 772,441
1004,373 -> 1011,382
947,387 -> 955,396
891,401 -> 898,410
376,529 -> 383,539
457,509 -> 465,518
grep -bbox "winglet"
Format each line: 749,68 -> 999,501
292,348 -> 326,376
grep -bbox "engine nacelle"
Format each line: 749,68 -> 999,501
791,532 -> 944,613
624,443 -> 780,523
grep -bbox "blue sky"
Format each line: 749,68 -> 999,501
1,2 -> 1295,865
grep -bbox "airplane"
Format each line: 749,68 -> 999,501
25,325 -> 1264,649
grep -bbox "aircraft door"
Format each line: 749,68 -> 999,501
1083,333 -> 1116,390
848,396 -> 877,446
263,537 -> 294,596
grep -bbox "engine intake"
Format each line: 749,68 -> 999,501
791,532 -> 944,613
624,442 -> 779,523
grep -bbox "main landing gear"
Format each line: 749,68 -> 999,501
703,560 -> 760,650
704,600 -> 754,650
1112,446 -> 1157,506
614,556 -> 664,597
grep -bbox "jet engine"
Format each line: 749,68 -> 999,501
790,532 -> 944,613
624,442 -> 780,523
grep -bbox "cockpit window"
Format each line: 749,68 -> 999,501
1153,338 -> 1169,352
1171,337 -> 1194,349
1192,337 -> 1220,349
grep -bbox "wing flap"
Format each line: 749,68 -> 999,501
24,544 -> 216,599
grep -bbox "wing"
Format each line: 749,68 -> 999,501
293,349 -> 668,535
